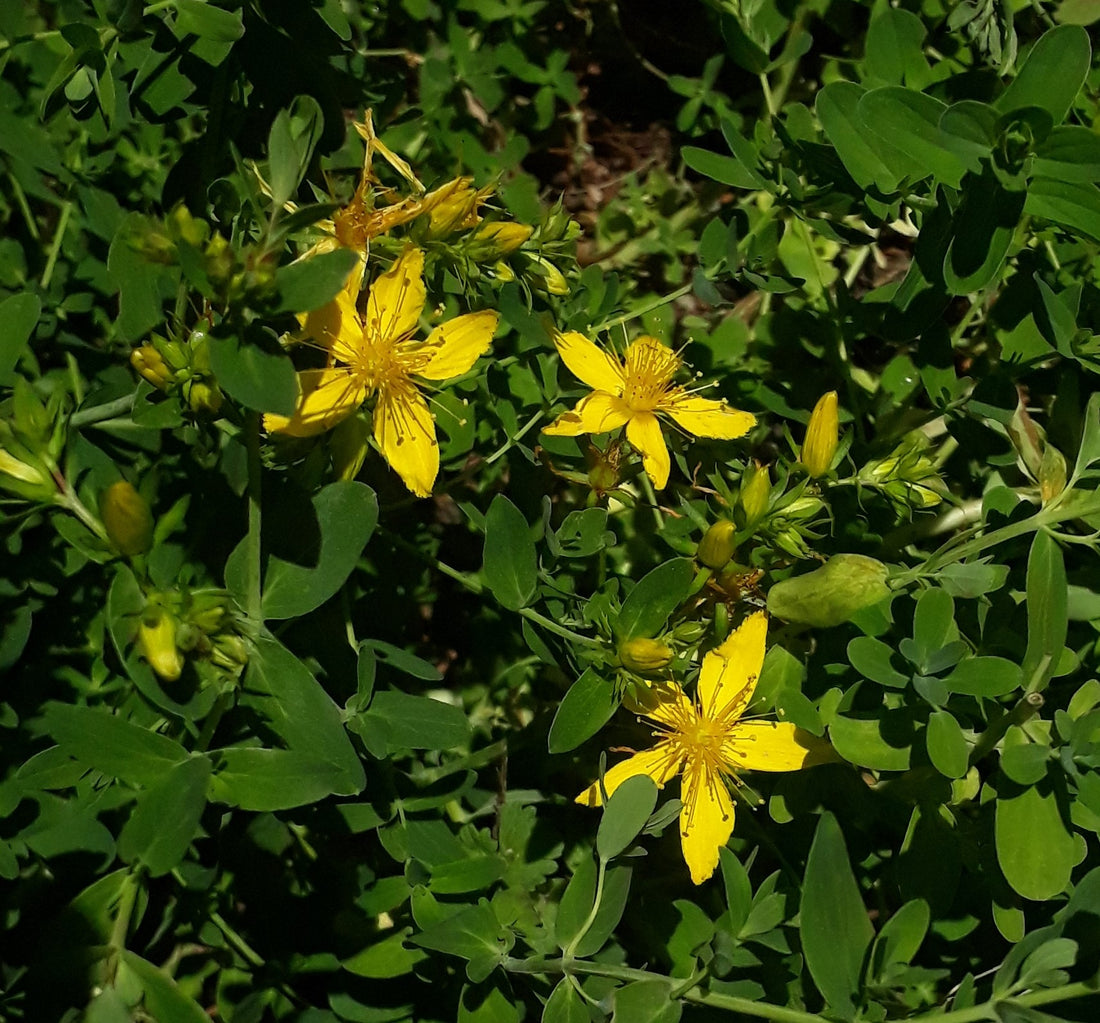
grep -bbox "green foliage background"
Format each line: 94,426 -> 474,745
4,0 -> 1100,1021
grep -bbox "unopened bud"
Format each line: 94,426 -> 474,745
100,481 -> 154,557
766,554 -> 890,628
618,637 -> 674,675
469,221 -> 533,259
801,391 -> 839,478
183,378 -> 223,415
738,462 -> 771,529
697,520 -> 737,570
1039,444 -> 1067,504
528,255 -> 569,296
130,345 -> 173,389
138,609 -> 183,681
424,178 -> 486,237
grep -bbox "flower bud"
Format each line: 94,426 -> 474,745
766,554 -> 890,628
697,520 -> 737,570
138,609 -> 184,682
424,178 -> 487,237
100,480 -> 154,557
738,461 -> 771,529
618,637 -> 673,675
182,378 -> 223,415
527,255 -> 569,296
801,391 -> 839,478
130,345 -> 173,390
469,221 -> 533,259
1039,444 -> 1067,504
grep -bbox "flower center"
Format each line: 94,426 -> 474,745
621,337 -> 681,411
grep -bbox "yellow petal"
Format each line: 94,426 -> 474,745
554,331 -> 624,393
373,382 -> 438,497
662,392 -> 756,440
626,411 -> 670,489
366,248 -> 427,343
698,611 -> 769,721
263,369 -> 367,437
419,310 -> 499,381
679,756 -> 736,885
543,392 -> 632,437
625,681 -> 696,731
298,287 -> 363,365
723,722 -> 837,772
575,743 -> 683,807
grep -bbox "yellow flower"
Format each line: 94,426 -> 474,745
264,248 -> 499,497
577,612 -> 833,884
543,332 -> 755,489
801,391 -> 839,478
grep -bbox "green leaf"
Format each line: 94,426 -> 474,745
42,703 -> 187,786
942,166 -> 1024,294
119,950 -> 210,1023
548,669 -> 619,754
682,146 -> 760,189
207,329 -> 297,415
859,88 -> 978,187
910,588 -> 957,664
996,775 -> 1076,900
361,690 -> 470,752
573,863 -> 632,957
274,247 -> 360,314
1001,742 -> 1050,786
118,756 -> 211,875
411,899 -> 509,962
268,95 -> 324,208
597,775 -> 658,860
107,215 -> 171,342
0,292 -> 40,385
343,928 -> 428,979
996,25 -> 1091,123
240,634 -> 364,791
1022,531 -> 1068,693
555,855 -> 596,950
1072,392 -> 1100,480
211,748 -> 354,811
830,710 -> 914,771
360,639 -> 442,682
870,899 -> 929,981
174,0 -> 245,43
1034,125 -> 1100,183
801,812 -> 873,1016
614,558 -> 694,640
817,82 -> 908,192
864,9 -> 929,87
1025,178 -> 1100,243
612,980 -> 682,1023
542,979 -> 588,1023
926,710 -> 969,779
482,495 -> 537,611
848,636 -> 909,688
942,657 -> 1022,698
262,481 -> 378,619
719,846 -> 753,936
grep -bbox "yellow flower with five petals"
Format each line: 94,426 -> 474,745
542,332 -> 755,488
577,612 -> 834,884
264,248 -> 499,498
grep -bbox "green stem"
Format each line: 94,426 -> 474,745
519,606 -> 601,646
56,482 -> 109,542
40,200 -> 73,290
563,857 -> 607,960
485,411 -> 543,465
70,393 -> 136,428
245,412 -> 263,622
194,691 -> 232,752
591,283 -> 693,335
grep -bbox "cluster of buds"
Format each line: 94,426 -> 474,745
131,328 -> 223,415
136,206 -> 277,310
0,379 -> 66,504
857,438 -> 946,515
758,489 -> 829,560
137,589 -> 249,684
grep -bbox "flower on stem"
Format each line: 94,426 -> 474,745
800,391 -> 839,478
543,332 -> 755,489
264,247 -> 499,497
577,612 -> 834,884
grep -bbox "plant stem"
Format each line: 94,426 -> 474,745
591,283 -> 693,335
519,606 -> 601,646
40,200 -> 72,290
245,412 -> 263,622
70,393 -> 136,428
